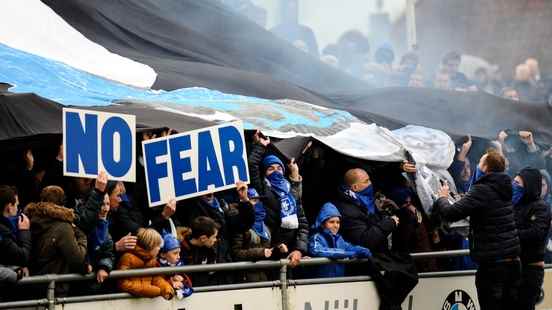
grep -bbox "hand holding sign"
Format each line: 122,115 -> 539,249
236,181 -> 249,202
253,130 -> 270,147
162,199 -> 177,219
95,171 -> 108,193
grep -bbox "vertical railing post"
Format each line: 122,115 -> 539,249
47,280 -> 55,310
279,260 -> 289,310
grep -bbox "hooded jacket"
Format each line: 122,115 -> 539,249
26,202 -> 88,275
308,203 -> 371,277
117,246 -> 174,299
514,168 -> 551,264
26,202 -> 88,296
435,173 -> 520,263
248,143 -> 309,255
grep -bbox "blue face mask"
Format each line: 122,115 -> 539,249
266,171 -> 290,194
512,180 -> 525,205
356,185 -> 375,214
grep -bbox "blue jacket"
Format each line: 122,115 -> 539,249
308,203 -> 371,277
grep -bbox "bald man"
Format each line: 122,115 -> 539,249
334,168 -> 399,253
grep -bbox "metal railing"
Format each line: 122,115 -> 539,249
1,249 -> 473,310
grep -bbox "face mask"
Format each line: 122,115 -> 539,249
355,185 -> 375,214
512,180 -> 525,205
357,184 -> 374,197
266,171 -> 290,194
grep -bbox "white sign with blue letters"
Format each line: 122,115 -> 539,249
142,121 -> 249,207
63,108 -> 136,182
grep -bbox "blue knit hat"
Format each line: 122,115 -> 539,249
161,233 -> 180,253
261,155 -> 285,173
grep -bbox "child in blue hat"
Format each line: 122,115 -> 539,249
159,232 -> 193,299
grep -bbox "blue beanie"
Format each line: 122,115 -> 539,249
261,155 -> 285,173
161,233 -> 180,253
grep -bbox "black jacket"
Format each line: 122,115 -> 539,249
0,217 -> 31,267
248,143 -> 309,254
514,168 -> 552,264
435,172 -> 520,263
333,189 -> 397,253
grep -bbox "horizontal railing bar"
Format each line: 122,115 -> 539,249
0,298 -> 49,309
289,276 -> 372,286
10,250 -> 473,286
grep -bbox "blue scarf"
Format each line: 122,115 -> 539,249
512,180 -> 525,206
266,171 -> 298,229
342,185 -> 376,214
468,166 -> 485,190
252,202 -> 270,240
7,216 -> 19,236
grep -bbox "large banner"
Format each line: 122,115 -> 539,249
63,108 -> 136,182
142,121 -> 249,207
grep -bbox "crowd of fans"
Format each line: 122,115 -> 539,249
0,127 -> 550,305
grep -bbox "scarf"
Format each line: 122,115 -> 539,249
512,180 -> 525,206
468,166 -> 485,191
205,197 -> 224,214
266,171 -> 298,229
342,185 -> 376,214
252,202 -> 270,240
7,216 -> 19,236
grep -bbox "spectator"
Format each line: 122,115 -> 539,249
436,150 -> 521,310
110,181 -> 177,242
333,168 -> 398,252
498,130 -> 545,175
159,233 -> 193,300
514,64 -> 538,102
512,168 -> 551,310
180,216 -> 230,286
270,0 -> 319,56
501,87 -> 520,101
308,202 -> 371,278
525,58 -> 541,84
442,51 -> 470,89
449,136 -> 473,194
85,193 -> 115,293
26,186 -> 89,296
117,228 -> 174,300
231,188 -> 273,282
336,30 -> 371,77
0,186 -> 31,294
175,181 -> 254,273
64,172 -> 108,235
321,43 -> 340,68
248,131 -> 309,268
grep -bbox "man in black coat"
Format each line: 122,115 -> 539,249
436,150 -> 521,310
512,168 -> 551,310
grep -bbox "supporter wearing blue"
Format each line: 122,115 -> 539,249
308,203 -> 371,277
0,186 -> 31,293
159,233 -> 193,300
248,131 -> 309,268
86,194 -> 115,288
512,168 -> 551,310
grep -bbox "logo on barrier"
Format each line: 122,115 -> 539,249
442,290 -> 477,310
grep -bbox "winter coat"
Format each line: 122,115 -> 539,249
175,197 -> 254,267
71,189 -> 105,235
434,173 -> 520,263
180,229 -> 233,287
0,216 -> 31,268
333,189 -> 397,253
514,168 -> 552,264
308,203 -> 371,277
248,143 -> 309,255
26,202 -> 88,296
232,228 -> 272,282
87,219 -> 115,273
117,246 -> 174,299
